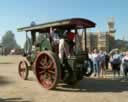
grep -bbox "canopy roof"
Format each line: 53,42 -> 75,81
17,18 -> 96,32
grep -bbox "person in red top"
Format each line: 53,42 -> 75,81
66,29 -> 75,54
67,31 -> 75,41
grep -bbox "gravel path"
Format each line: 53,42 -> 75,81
0,55 -> 128,102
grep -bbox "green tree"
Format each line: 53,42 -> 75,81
1,30 -> 20,50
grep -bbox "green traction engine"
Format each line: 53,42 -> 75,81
17,18 -> 95,90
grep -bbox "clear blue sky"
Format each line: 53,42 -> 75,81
0,0 -> 128,47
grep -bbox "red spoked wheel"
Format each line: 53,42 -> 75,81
34,51 -> 61,90
18,60 -> 29,80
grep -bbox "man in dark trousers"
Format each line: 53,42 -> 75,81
122,51 -> 128,80
105,52 -> 110,70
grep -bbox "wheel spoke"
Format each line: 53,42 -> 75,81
39,70 -> 45,74
20,71 -> 25,76
42,81 -> 47,87
21,65 -> 25,69
19,63 -> 26,72
48,70 -> 55,74
39,66 -> 44,69
39,75 -> 45,81
40,76 -> 47,86
40,56 -> 47,66
39,66 -> 48,69
47,62 -> 53,69
40,61 -> 45,66
47,72 -> 55,80
20,69 -> 26,72
40,75 -> 50,87
40,56 -> 50,69
46,74 -> 53,86
51,75 -> 56,80
44,55 -> 48,63
46,80 -> 52,87
20,66 -> 25,70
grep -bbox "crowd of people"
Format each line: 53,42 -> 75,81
88,48 -> 128,80
89,49 -> 108,78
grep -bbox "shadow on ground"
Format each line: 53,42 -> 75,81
55,78 -> 128,93
0,97 -> 31,102
0,76 -> 13,86
0,62 -> 14,64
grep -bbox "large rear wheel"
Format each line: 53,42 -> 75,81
34,51 -> 61,90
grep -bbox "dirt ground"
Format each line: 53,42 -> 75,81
0,55 -> 128,102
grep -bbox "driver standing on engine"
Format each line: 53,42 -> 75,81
50,28 -> 70,64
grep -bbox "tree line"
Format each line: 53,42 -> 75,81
0,30 -> 20,55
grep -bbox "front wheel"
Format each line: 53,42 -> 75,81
18,60 -> 29,80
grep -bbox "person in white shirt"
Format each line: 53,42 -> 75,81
88,51 -> 93,61
92,49 -> 100,77
99,50 -> 105,78
51,29 -> 70,63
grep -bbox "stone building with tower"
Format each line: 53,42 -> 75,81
86,32 -> 110,51
86,17 -> 116,52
